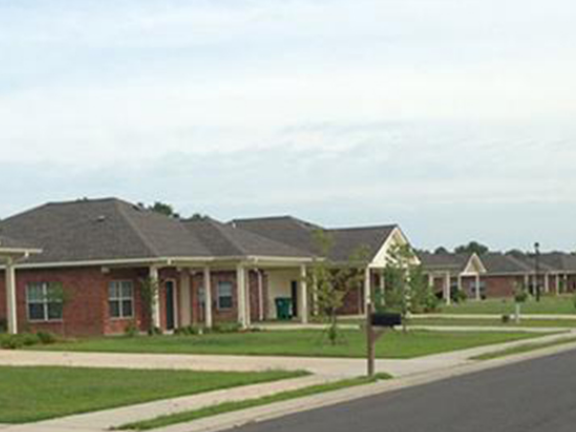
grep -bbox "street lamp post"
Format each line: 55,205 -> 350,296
534,242 -> 541,302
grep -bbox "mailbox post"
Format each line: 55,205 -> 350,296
366,303 -> 402,377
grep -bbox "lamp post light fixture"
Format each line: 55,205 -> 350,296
534,242 -> 541,302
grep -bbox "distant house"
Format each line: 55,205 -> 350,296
420,251 -> 576,303
0,198 -> 412,336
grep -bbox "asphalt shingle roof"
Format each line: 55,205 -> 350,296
183,217 -> 311,258
0,199 -> 399,266
418,252 -> 472,273
231,216 -> 397,262
0,234 -> 37,250
0,198 -> 211,264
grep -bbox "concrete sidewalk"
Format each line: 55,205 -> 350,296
415,313 -> 576,320
1,330 -> 574,432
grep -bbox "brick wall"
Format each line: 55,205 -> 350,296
483,275 -> 524,298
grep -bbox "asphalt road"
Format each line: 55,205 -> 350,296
228,349 -> 576,432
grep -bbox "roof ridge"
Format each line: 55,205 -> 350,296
114,200 -> 162,258
205,218 -> 246,255
327,224 -> 398,232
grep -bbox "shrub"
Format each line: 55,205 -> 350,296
0,332 -> 57,349
148,326 -> 162,336
501,314 -> 511,324
452,289 -> 468,304
212,323 -> 242,334
124,321 -> 139,338
36,331 -> 57,345
0,319 -> 7,334
20,333 -> 40,346
174,325 -> 206,336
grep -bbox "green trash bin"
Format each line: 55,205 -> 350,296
275,298 -> 293,320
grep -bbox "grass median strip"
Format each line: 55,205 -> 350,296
0,366 -> 306,424
471,337 -> 576,361
118,373 -> 392,431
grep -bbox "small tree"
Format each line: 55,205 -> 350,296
46,283 -> 73,337
306,230 -> 368,345
513,281 -> 529,324
139,277 -> 162,335
377,244 -> 436,332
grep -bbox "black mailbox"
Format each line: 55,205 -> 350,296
371,312 -> 402,328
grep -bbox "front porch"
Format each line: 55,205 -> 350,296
144,260 -> 385,333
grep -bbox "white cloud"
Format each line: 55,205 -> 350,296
0,0 -> 575,248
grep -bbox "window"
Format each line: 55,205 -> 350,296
26,282 -> 64,321
108,281 -> 134,319
217,281 -> 233,309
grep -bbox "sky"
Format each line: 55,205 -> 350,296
0,0 -> 575,252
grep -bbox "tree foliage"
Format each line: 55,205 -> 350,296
454,241 -> 489,256
376,244 -> 439,331
139,201 -> 180,218
306,230 -> 369,345
139,277 -> 162,335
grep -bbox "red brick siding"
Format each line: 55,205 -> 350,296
482,275 -> 524,298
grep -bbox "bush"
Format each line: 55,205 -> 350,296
0,319 -> 7,334
452,289 -> 468,304
0,332 -> 57,349
212,323 -> 242,334
501,314 -> 511,324
36,331 -> 57,345
124,321 -> 139,338
148,326 -> 162,336
174,325 -> 206,336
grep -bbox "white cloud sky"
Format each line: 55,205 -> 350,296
0,0 -> 575,251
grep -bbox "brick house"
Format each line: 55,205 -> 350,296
0,198 -> 412,336
420,251 -> 576,303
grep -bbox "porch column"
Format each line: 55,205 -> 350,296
444,272 -> 451,306
299,265 -> 309,324
179,270 -> 192,327
5,258 -> 18,335
475,274 -> 481,301
524,274 -> 530,290
457,274 -> 463,293
544,273 -> 550,293
427,273 -> 434,289
380,269 -> 386,306
564,274 -> 569,293
149,266 -> 161,330
312,274 -> 319,316
364,266 -> 371,313
257,269 -> 264,322
203,266 -> 213,328
236,264 -> 248,329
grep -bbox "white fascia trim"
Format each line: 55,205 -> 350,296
9,255 -> 315,270
371,226 -> 421,267
0,248 -> 43,256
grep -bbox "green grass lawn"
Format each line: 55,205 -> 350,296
32,329 -> 543,359
441,296 -> 576,315
0,366 -> 304,424
408,318 -> 576,328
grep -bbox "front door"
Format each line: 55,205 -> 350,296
291,280 -> 298,318
165,280 -> 176,330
